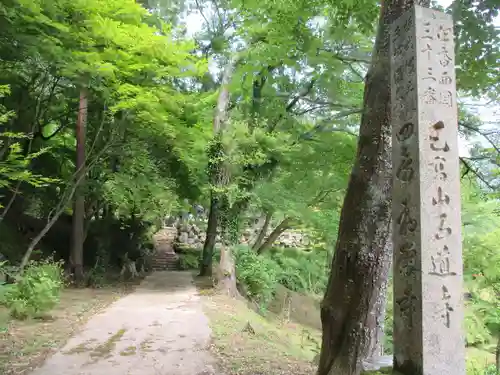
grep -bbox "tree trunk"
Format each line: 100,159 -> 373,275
252,211 -> 273,251
496,332 -> 500,375
200,194 -> 219,277
362,242 -> 392,370
0,181 -> 21,223
70,88 -> 87,284
19,175 -> 86,273
317,1 -> 429,375
256,217 -> 291,255
216,245 -> 240,298
199,55 -> 241,277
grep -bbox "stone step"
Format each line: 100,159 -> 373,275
152,257 -> 178,262
153,252 -> 178,257
151,264 -> 179,271
151,258 -> 178,263
154,254 -> 178,258
153,259 -> 178,264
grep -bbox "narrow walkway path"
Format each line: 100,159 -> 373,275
31,271 -> 217,375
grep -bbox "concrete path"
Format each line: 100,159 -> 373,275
30,271 -> 217,375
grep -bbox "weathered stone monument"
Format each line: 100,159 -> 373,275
390,5 -> 465,375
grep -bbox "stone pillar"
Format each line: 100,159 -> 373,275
390,5 -> 465,375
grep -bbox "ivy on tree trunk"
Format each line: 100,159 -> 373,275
199,55 -> 241,277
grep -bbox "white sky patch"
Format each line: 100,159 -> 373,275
182,1 -> 499,157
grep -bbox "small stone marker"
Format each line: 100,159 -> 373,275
390,5 -> 465,375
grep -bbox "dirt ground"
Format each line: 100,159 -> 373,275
0,282 -> 138,375
196,279 -> 319,375
3,271 -> 494,375
23,271 -> 217,375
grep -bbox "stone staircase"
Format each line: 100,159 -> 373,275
151,227 -> 179,271
151,251 -> 179,271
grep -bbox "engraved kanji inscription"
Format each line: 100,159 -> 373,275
393,24 -> 402,41
394,35 -> 414,57
397,198 -> 418,235
397,285 -> 418,328
441,285 -> 454,328
405,55 -> 416,75
438,45 -> 453,67
430,121 -> 450,152
394,64 -> 405,85
437,24 -> 452,42
423,66 -> 436,81
432,186 -> 450,206
423,86 -> 437,104
422,20 -> 433,40
433,156 -> 448,180
396,146 -> 415,182
421,42 -> 432,59
398,241 -> 418,277
439,71 -> 453,85
403,14 -> 413,32
394,89 -> 417,122
430,245 -> 457,276
435,213 -> 452,239
439,90 -> 453,107
397,122 -> 414,142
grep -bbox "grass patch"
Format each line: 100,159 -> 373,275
119,345 -> 137,357
0,283 -> 137,375
89,328 -> 127,360
139,338 -> 154,353
201,287 -> 319,375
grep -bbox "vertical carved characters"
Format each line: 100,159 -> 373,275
392,12 -> 419,333
397,286 -> 418,328
398,241 -> 418,277
419,18 -> 455,107
430,245 -> 457,276
397,198 -> 418,235
420,20 -> 458,329
428,119 -> 455,327
391,7 -> 464,375
441,286 -> 454,328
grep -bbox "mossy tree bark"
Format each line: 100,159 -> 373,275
199,56 -> 240,277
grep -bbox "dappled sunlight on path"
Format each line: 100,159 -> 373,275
29,271 -> 218,375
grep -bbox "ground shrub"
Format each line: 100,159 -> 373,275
178,249 -> 201,270
268,247 -> 330,295
466,360 -> 497,375
1,258 -> 64,319
233,246 -> 280,305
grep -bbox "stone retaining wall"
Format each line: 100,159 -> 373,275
169,220 -> 311,250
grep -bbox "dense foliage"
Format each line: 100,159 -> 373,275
0,0 -> 498,373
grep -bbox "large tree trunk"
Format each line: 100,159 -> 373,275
256,217 -> 291,255
216,245 -> 240,298
70,88 -> 87,284
496,332 -> 500,375
252,211 -> 273,251
200,194 -> 219,276
199,55 -> 240,277
317,1 -> 429,375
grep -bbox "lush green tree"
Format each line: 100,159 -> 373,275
252,129 -> 356,252
0,0 -> 208,273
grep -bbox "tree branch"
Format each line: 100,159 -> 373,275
459,121 -> 500,155
460,157 -> 497,190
